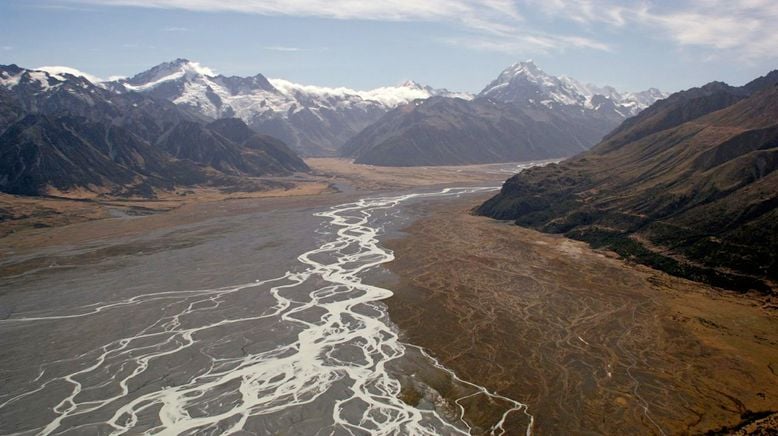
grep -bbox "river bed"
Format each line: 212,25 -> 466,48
0,186 -> 532,435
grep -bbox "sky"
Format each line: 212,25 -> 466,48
0,0 -> 776,94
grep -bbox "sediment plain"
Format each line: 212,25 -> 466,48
384,196 -> 778,434
1,159 -> 774,434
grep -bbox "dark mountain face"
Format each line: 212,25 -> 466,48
0,64 -> 204,141
206,117 -> 258,143
0,86 -> 24,134
342,97 -> 571,166
477,71 -> 778,292
341,61 -> 665,166
0,114 -> 200,196
595,81 -> 750,154
0,65 -> 309,197
341,95 -> 623,166
156,119 -> 309,176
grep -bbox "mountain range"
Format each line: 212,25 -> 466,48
477,70 -> 778,292
0,65 -> 307,197
26,59 -> 664,161
342,61 -> 668,166
104,59 -> 471,156
0,58 -> 668,197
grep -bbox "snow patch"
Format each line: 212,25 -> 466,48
35,66 -> 103,84
0,70 -> 21,88
481,60 -> 667,116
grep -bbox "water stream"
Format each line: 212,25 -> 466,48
0,187 -> 532,435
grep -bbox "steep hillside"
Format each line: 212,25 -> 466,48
156,119 -> 308,176
0,115 -> 204,196
0,65 -> 309,197
477,72 -> 778,292
342,97 -> 610,165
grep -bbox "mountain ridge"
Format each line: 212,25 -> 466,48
0,64 -> 309,197
103,58 -> 471,156
342,61 -> 667,166
478,60 -> 665,117
477,70 -> 778,292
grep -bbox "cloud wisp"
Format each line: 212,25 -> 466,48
263,46 -> 305,52
54,0 -> 609,54
51,0 -> 778,59
521,0 -> 778,61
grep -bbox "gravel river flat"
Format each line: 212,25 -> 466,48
1,160 -> 775,435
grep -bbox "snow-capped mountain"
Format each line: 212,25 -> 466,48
0,64 -> 308,196
479,60 -> 667,117
342,60 -> 668,166
107,59 -> 471,155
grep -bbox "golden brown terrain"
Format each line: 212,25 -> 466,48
307,157 -> 516,190
385,196 -> 778,435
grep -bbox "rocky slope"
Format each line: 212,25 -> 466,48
0,65 -> 308,197
340,96 -> 616,166
477,70 -> 778,292
343,61 -> 667,166
107,59 -> 470,156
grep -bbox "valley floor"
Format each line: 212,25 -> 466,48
384,195 -> 778,435
1,159 -> 775,434
0,158 -> 515,246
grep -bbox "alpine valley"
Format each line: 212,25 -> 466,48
3,53 -> 778,436
0,59 -> 668,196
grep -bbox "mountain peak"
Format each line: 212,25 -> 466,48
400,80 -> 423,89
118,58 -> 216,91
503,60 -> 543,78
162,58 -> 215,76
479,60 -> 665,116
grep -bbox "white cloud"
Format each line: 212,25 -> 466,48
523,0 -> 632,27
519,0 -> 778,60
641,1 -> 778,60
442,33 -> 611,55
263,46 -> 305,52
58,0 -> 522,24
35,66 -> 103,83
45,0 -> 778,59
59,0 -> 614,54
1,45 -> 13,51
162,26 -> 189,32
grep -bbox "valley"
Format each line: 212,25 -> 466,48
1,160 -> 774,434
0,161 -> 527,434
1,12 -> 776,433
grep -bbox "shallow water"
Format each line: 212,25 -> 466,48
0,187 -> 532,435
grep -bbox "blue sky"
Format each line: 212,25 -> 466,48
0,0 -> 776,93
